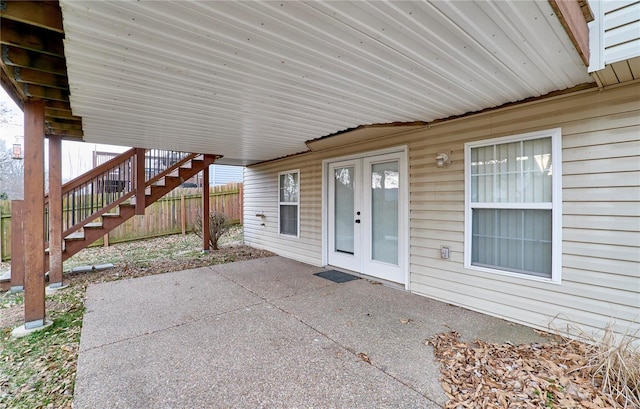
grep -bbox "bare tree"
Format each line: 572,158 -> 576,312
0,101 -> 21,127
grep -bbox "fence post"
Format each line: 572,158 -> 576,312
10,200 -> 24,291
181,192 -> 186,235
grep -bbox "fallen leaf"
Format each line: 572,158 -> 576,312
356,352 -> 371,364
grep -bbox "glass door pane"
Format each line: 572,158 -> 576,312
370,161 -> 398,265
334,166 -> 355,254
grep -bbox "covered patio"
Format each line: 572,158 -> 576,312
74,256 -> 545,408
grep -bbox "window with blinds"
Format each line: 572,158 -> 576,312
465,129 -> 562,282
278,170 -> 299,237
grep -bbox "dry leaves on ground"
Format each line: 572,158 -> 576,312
427,331 -> 634,409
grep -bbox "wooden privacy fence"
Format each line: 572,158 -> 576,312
0,183 -> 243,261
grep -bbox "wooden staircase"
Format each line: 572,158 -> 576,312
0,149 -> 216,290
53,153 -> 215,263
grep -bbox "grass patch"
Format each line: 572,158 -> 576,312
1,288 -> 83,409
0,292 -> 22,309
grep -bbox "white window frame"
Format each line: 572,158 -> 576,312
278,169 -> 300,238
464,128 -> 562,283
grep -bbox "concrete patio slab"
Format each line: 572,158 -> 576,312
74,256 -> 547,408
273,279 -> 548,405
80,267 -> 264,351
210,256 -> 336,301
75,303 -> 436,409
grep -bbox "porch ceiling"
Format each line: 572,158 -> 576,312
23,1 -> 597,165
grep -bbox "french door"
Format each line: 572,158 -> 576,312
327,151 -> 406,284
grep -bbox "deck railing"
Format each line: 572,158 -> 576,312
44,149 -> 197,240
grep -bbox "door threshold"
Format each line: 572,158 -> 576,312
324,265 -> 407,291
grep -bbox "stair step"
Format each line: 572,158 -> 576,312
50,151 -> 208,264
65,231 -> 85,241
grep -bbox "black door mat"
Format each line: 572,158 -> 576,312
314,270 -> 360,283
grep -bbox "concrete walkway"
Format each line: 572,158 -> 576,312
74,256 -> 546,409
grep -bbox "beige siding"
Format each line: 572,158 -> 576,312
245,82 -> 640,340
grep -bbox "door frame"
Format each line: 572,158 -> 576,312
321,145 -> 409,290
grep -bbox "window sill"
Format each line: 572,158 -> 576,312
464,264 -> 562,285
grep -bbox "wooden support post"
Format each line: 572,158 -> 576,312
103,233 -> 109,247
180,192 -> 186,235
23,100 -> 46,329
202,167 -> 210,251
10,200 -> 25,292
48,135 -> 63,287
135,148 -> 146,215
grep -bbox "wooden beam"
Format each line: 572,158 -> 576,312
578,0 -> 594,22
44,100 -> 72,111
46,117 -> 82,128
24,84 -> 68,102
135,148 -> 146,215
0,68 -> 25,106
11,66 -> 68,90
0,19 -> 65,57
46,128 -> 84,138
2,45 -> 67,76
45,120 -> 82,132
202,168 -> 210,251
45,108 -> 80,122
549,0 -> 590,66
48,135 -> 63,287
23,99 -> 46,329
1,0 -> 64,33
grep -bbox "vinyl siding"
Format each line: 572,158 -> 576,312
602,1 -> 640,64
209,165 -> 244,186
244,82 -> 640,340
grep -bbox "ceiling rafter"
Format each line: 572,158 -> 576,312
9,66 -> 68,90
1,19 -> 65,57
0,0 -> 83,139
0,0 -> 64,33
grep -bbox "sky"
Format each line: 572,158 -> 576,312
0,88 -> 129,181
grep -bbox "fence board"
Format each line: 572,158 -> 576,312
0,183 -> 242,260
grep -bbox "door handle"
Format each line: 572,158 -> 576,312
355,219 -> 361,223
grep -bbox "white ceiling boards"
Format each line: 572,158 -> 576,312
60,1 -> 593,165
